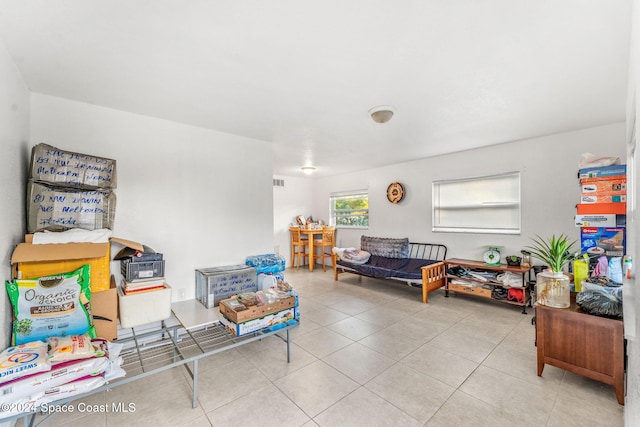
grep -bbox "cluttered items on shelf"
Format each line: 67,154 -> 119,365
294,214 -> 325,229
571,253 -> 626,319
113,240 -> 172,329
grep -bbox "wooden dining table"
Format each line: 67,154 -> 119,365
299,228 -> 324,272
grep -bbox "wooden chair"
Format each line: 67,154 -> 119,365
312,226 -> 336,272
289,227 -> 307,269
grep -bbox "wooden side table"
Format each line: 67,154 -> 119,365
535,294 -> 625,404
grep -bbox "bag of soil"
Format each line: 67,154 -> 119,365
5,265 -> 95,345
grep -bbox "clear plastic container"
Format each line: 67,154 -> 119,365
536,271 -> 570,308
259,274 -> 277,291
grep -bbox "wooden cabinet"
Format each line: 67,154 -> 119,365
535,294 -> 625,404
444,258 -> 531,313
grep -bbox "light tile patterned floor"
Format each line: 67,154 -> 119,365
17,268 -> 625,426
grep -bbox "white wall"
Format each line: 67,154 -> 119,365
624,1 -> 639,423
273,175 -> 316,267
312,123 -> 626,262
30,94 -> 274,302
0,40 -> 30,347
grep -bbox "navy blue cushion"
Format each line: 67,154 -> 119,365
336,255 -> 436,281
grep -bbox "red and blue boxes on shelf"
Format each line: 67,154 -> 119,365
576,164 -> 627,260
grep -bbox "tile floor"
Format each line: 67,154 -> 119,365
18,268 -> 624,426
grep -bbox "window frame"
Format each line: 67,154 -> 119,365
329,189 -> 369,229
432,171 -> 521,235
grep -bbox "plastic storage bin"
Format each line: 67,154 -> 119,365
195,265 -> 256,308
118,283 -> 172,328
121,259 -> 165,281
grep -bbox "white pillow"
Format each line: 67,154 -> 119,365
332,247 -> 371,265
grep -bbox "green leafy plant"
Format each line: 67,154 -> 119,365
526,234 -> 577,273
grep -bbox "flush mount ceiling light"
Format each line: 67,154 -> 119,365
301,166 -> 316,174
369,105 -> 396,124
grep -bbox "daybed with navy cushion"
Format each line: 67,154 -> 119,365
332,236 -> 447,303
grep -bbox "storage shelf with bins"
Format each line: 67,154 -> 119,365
444,258 -> 532,313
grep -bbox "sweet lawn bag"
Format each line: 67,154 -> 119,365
5,265 -> 96,345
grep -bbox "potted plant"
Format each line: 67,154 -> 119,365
526,234 -> 577,308
505,255 -> 522,266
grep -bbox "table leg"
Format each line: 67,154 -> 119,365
192,359 -> 199,409
286,329 -> 291,363
308,239 -> 314,272
290,243 -> 295,269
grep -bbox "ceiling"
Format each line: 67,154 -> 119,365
0,1 -> 633,178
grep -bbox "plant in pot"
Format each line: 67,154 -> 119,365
526,234 -> 577,308
505,255 -> 522,266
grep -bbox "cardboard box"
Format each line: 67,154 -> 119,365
580,180 -> 626,195
91,275 -> 118,341
118,283 -> 172,329
578,164 -> 626,180
580,175 -> 627,184
11,236 -> 143,292
29,143 -> 117,190
579,194 -> 626,204
580,227 -> 626,257
448,281 -> 492,298
27,180 -> 116,233
218,307 -> 299,337
574,214 -> 626,227
12,239 -> 110,292
195,265 -> 257,308
576,203 -> 626,215
219,295 -> 297,324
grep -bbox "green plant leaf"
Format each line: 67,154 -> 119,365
525,234 -> 577,272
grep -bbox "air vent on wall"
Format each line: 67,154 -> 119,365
273,178 -> 285,187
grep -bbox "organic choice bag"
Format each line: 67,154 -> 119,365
5,265 -> 95,345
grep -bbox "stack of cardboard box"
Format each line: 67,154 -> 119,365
26,143 -> 117,234
575,164 -> 627,260
11,144 -> 174,337
9,144 -> 121,341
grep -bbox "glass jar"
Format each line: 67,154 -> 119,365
536,271 -> 570,308
520,250 -> 532,268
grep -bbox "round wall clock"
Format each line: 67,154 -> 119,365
386,182 -> 405,204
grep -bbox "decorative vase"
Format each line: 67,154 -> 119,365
536,271 -> 570,308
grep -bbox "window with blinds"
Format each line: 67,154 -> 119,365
330,189 -> 369,228
432,172 -> 521,234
